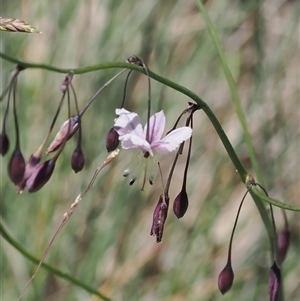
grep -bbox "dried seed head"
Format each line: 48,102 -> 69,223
218,263 -> 234,295
17,154 -> 41,193
8,149 -> 25,185
277,228 -> 290,263
150,194 -> 169,243
173,188 -> 189,219
0,132 -> 10,156
71,147 -> 85,173
269,261 -> 281,301
45,116 -> 78,154
106,127 -> 119,152
26,159 -> 56,193
0,18 -> 41,33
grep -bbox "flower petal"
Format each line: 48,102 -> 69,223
151,127 -> 192,153
119,133 -> 153,156
114,108 -> 144,137
144,111 -> 165,143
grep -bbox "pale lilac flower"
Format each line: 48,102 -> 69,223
113,108 -> 192,156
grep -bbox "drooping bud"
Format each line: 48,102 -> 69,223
45,116 -> 79,154
106,127 -> 119,152
173,188 -> 189,219
150,194 -> 169,243
8,149 -> 25,185
277,228 -> 290,264
218,262 -> 234,295
0,132 -> 9,156
71,147 -> 85,173
26,159 -> 56,193
17,154 -> 41,193
269,261 -> 281,301
126,56 -> 143,66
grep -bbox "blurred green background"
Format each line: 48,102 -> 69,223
0,0 -> 299,300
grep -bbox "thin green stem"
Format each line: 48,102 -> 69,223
0,221 -> 112,301
195,0 -> 263,183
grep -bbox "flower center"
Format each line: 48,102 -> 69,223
123,151 -> 156,190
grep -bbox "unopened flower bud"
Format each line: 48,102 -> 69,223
0,133 -> 9,156
218,262 -> 234,295
150,194 -> 169,243
26,159 -> 56,193
106,127 -> 119,152
8,149 -> 25,185
126,56 -> 143,66
173,188 -> 189,219
45,116 -> 79,154
269,261 -> 281,301
17,154 -> 41,193
60,74 -> 73,93
277,228 -> 290,263
71,147 -> 85,173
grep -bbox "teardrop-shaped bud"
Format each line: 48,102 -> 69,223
218,262 -> 234,295
8,149 -> 25,185
173,188 -> 189,219
26,159 -> 56,193
150,194 -> 169,243
277,228 -> 290,263
269,261 -> 281,301
106,127 -> 119,152
45,116 -> 79,154
71,147 -> 85,173
17,154 -> 41,193
0,132 -> 10,156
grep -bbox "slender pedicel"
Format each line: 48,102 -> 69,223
120,69 -> 133,108
218,187 -> 251,294
277,209 -> 290,263
127,56 -> 151,142
70,82 -> 85,173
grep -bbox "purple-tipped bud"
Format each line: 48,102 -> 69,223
45,116 -> 79,154
106,127 -> 119,152
26,159 -> 56,193
173,188 -> 189,219
126,56 -> 143,66
269,261 -> 281,301
218,263 -> 234,295
17,154 -> 41,193
71,147 -> 85,173
150,194 -> 169,243
277,228 -> 290,263
0,133 -> 10,156
8,149 -> 25,185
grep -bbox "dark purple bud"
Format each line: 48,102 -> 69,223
277,228 -> 290,263
106,127 -> 119,152
17,154 -> 41,193
150,194 -> 169,243
71,147 -> 85,173
173,188 -> 189,219
8,149 -> 25,185
218,262 -> 234,295
126,56 -> 143,66
269,261 -> 281,301
0,133 -> 10,156
60,74 -> 73,93
26,159 -> 56,193
45,116 -> 79,154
